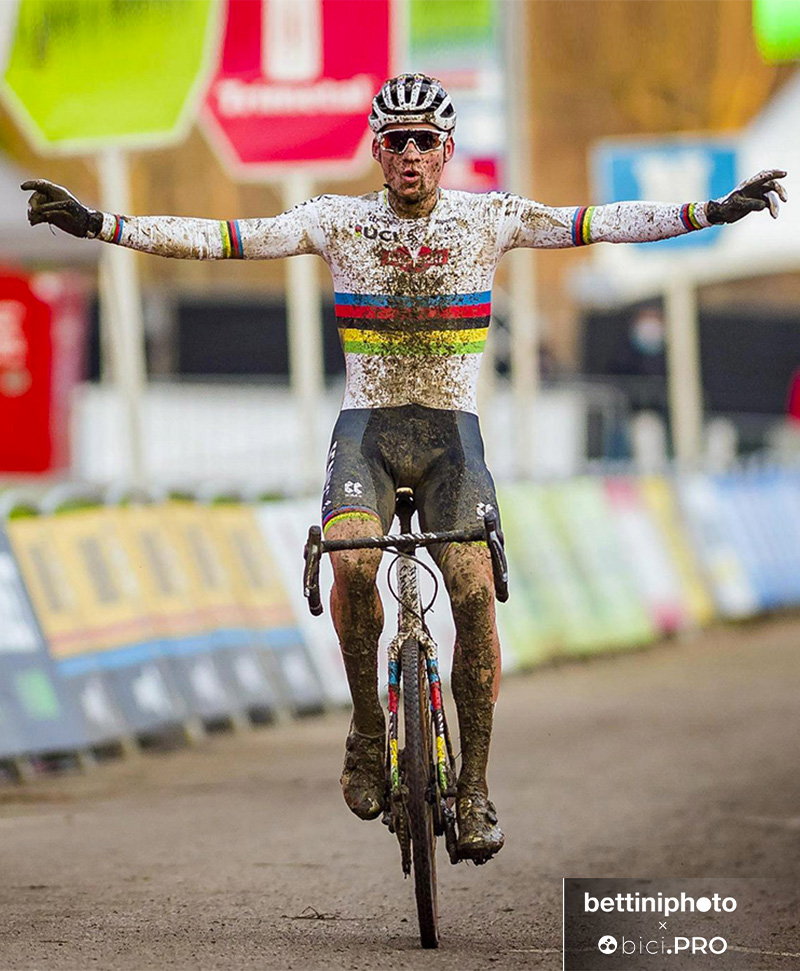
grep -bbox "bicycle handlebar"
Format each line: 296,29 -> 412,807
302,511 -> 509,616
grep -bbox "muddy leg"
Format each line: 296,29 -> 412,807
441,543 -> 504,858
441,543 -> 501,795
328,518 -> 385,736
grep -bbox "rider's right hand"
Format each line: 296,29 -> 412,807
21,179 -> 103,238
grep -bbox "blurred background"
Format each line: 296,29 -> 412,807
2,7 -> 800,964
2,0 -> 798,491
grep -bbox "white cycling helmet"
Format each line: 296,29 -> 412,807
369,74 -> 456,133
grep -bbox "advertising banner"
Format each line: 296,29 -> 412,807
604,477 -> 688,634
592,138 -> 735,253
202,0 -> 393,177
715,472 -> 800,609
5,514 -> 129,746
638,476 -> 715,628
42,507 -> 190,735
498,482 -> 586,662
158,501 -> 289,720
113,502 -> 265,721
713,475 -> 778,610
408,0 -> 505,192
675,475 -> 758,618
0,524 -> 89,757
768,470 -> 800,603
3,0 -> 220,152
0,273 -> 51,472
34,274 -> 89,471
0,273 -> 87,473
749,470 -> 800,605
207,504 -> 324,713
547,479 -> 655,652
6,510 -> 184,741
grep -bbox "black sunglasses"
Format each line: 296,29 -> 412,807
378,129 -> 448,154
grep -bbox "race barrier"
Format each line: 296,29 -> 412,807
1,466 -> 799,770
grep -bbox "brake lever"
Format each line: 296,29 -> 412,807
303,525 -> 323,616
482,509 -> 509,602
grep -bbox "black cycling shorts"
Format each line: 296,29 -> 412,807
321,405 -> 499,559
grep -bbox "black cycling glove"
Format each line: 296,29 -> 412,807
21,179 -> 104,238
706,169 -> 787,224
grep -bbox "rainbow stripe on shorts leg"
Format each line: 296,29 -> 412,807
322,507 -> 383,534
219,220 -> 244,258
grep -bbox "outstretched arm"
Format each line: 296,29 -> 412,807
503,169 -> 787,250
22,179 -> 322,260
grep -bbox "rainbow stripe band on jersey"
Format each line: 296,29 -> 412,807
335,291 -> 491,356
679,203 -> 704,231
571,206 -> 595,246
112,215 -> 124,244
219,220 -> 244,258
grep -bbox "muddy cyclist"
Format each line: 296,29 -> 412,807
24,73 -> 786,864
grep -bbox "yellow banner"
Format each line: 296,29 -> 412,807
7,508 -> 158,658
206,504 -> 296,631
640,477 -> 716,627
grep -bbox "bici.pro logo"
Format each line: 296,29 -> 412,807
598,935 -> 618,954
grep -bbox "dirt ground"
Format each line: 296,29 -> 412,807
2,617 -> 800,971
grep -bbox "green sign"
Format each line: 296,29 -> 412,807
753,0 -> 800,62
3,0 -> 219,151
410,0 -> 494,49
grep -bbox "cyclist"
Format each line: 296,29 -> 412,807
23,74 -> 786,864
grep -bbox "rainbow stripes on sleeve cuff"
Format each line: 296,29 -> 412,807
111,215 -> 124,244
571,206 -> 596,246
334,291 -> 491,357
219,220 -> 244,258
679,203 -> 704,232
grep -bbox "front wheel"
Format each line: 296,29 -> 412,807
401,636 -> 438,949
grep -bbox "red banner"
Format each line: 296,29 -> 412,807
202,0 -> 393,177
0,272 -> 87,473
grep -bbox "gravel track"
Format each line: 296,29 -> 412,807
2,617 -> 799,970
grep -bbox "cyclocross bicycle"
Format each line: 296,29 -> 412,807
303,487 -> 508,948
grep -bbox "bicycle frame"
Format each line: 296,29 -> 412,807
385,495 -> 456,838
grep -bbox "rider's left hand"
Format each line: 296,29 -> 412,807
706,169 -> 788,224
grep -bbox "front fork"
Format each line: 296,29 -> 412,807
385,555 -> 457,869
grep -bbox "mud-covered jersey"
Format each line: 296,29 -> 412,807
97,189 -> 711,414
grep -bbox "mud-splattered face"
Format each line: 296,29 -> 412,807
372,122 -> 454,218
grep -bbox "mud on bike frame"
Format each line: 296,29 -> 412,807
302,489 -> 508,949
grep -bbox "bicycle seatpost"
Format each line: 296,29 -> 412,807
394,487 -> 416,535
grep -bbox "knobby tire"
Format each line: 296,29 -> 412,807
402,636 -> 438,949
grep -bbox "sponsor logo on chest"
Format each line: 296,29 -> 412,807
380,245 -> 449,273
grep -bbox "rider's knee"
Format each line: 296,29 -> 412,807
441,544 -> 494,605
325,517 -> 383,595
331,547 -> 382,596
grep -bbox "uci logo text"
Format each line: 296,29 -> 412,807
355,224 -> 399,242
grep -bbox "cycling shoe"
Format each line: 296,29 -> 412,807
456,790 -> 504,864
340,720 -> 386,820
